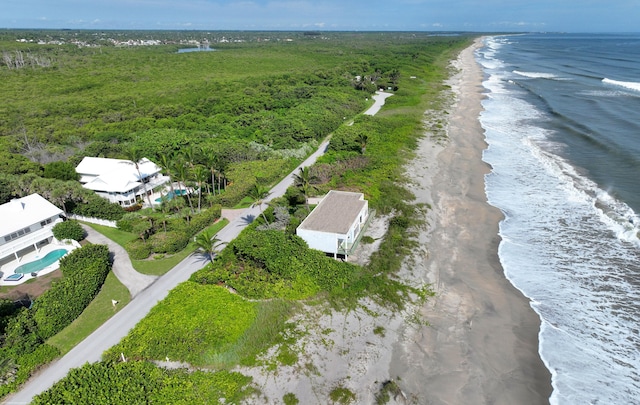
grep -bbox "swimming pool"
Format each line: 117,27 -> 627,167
155,189 -> 188,203
14,248 -> 69,274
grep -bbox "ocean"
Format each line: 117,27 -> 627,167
477,34 -> 640,404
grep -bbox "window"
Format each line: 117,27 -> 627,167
4,226 -> 33,242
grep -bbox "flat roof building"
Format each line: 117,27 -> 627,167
296,190 -> 369,259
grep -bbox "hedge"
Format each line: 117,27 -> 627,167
32,244 -> 111,340
0,244 -> 110,397
68,194 -> 125,221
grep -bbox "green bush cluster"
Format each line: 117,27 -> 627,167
51,219 -> 85,241
126,239 -> 153,260
148,230 -> 189,254
0,244 -> 111,396
68,194 -> 125,221
32,361 -> 256,405
208,159 -> 291,207
192,229 -> 358,300
118,205 -> 221,259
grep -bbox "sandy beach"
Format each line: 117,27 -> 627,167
388,38 -> 553,404
241,39 -> 552,404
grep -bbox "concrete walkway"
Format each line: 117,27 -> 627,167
81,224 -> 158,298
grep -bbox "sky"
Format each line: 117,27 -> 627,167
2,0 -> 637,33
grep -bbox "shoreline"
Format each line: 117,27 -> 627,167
388,38 -> 552,403
239,38 -> 552,404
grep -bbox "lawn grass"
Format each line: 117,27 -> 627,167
47,271 -> 131,354
84,223 -> 138,246
233,197 -> 254,209
84,219 -> 228,276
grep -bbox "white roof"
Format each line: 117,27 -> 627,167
76,157 -> 161,193
0,194 -> 63,237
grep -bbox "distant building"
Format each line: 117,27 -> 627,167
296,190 -> 369,259
0,194 -> 64,264
76,157 -> 168,207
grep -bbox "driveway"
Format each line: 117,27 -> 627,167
81,224 -> 158,298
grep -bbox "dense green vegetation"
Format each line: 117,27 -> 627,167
31,361 -> 255,405
1,29 -> 473,402
0,244 -> 111,396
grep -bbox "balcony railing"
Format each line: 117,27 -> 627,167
337,209 -> 376,256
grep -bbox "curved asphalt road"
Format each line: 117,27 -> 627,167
4,91 -> 391,405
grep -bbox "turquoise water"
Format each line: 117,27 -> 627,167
4,273 -> 23,281
15,249 -> 69,274
155,189 -> 188,202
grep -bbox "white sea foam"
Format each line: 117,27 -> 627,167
479,37 -> 640,404
513,70 -> 558,79
602,78 -> 640,92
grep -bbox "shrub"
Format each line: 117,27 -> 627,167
149,231 -> 189,254
69,194 -> 125,221
42,161 -> 78,181
284,393 -> 300,405
126,239 -> 152,260
52,220 -> 85,241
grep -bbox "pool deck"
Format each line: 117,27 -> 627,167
0,241 -> 80,286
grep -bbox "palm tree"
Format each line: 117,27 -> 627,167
157,152 -> 176,198
194,229 -> 224,265
248,184 -> 271,224
172,160 -> 195,214
204,149 -> 226,195
124,147 -> 153,208
181,145 -> 199,169
193,165 -> 209,212
293,166 -> 317,211
355,132 -> 368,154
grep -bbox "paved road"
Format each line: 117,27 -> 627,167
4,91 -> 391,405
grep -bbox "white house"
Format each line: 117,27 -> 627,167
76,157 -> 169,207
296,190 -> 369,259
0,194 -> 64,264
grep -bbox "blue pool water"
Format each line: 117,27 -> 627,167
15,249 -> 69,274
155,189 -> 188,203
4,273 -> 24,281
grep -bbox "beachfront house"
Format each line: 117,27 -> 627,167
76,157 -> 168,207
0,193 -> 64,265
296,190 -> 369,260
